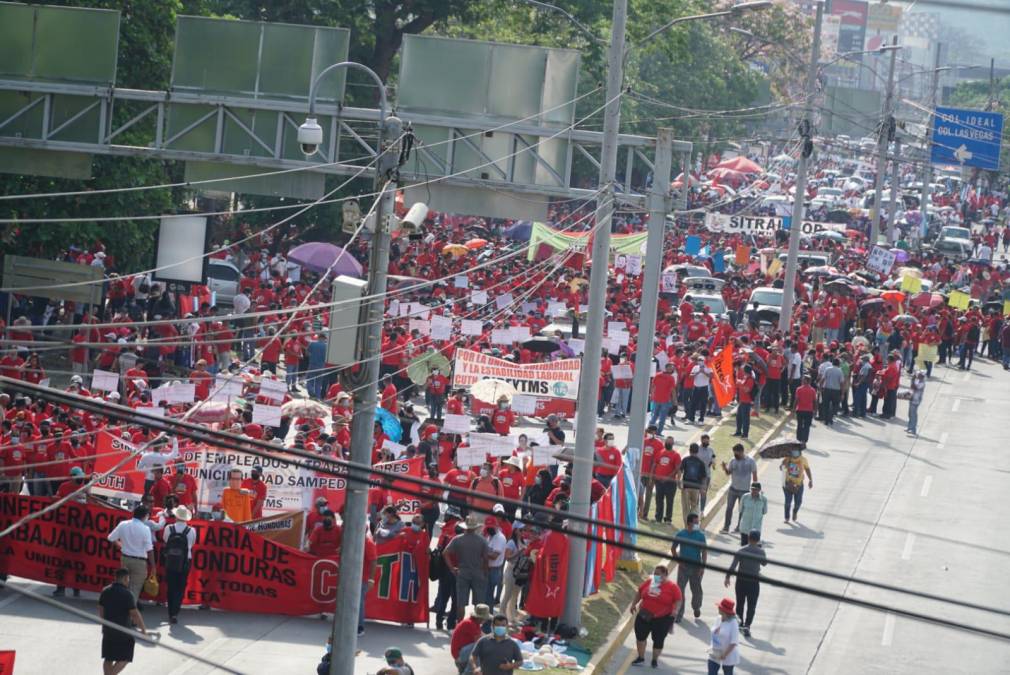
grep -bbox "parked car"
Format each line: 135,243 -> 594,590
206,259 -> 242,306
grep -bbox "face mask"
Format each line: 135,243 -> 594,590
664,443 -> 673,450
411,524 -> 422,532
323,521 -> 333,530
535,477 -> 542,486
493,626 -> 508,638
432,370 -> 439,376
213,511 -> 224,521
386,659 -> 398,667
606,440 -> 615,447
499,403 -> 507,410
653,574 -> 663,585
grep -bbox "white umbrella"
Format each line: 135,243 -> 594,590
470,378 -> 517,404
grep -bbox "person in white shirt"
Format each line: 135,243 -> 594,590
107,505 -> 155,602
708,598 -> 741,674
687,355 -> 713,424
136,437 -> 180,493
484,519 -> 507,611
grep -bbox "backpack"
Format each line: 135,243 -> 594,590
512,553 -> 534,585
428,546 -> 446,582
164,525 -> 191,573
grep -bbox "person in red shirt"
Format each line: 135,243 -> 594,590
54,466 -> 89,501
306,509 -> 341,557
594,432 -> 623,487
259,330 -> 282,374
639,425 -> 664,515
630,564 -> 683,667
190,359 -> 213,401
498,458 -> 524,519
241,465 -> 268,519
450,603 -> 492,661
880,354 -> 901,419
491,397 -> 516,436
283,337 -> 304,390
794,376 -> 816,443
149,466 -> 173,508
381,376 -> 399,415
734,365 -> 756,439
648,362 -> 678,434
444,463 -> 475,511
765,346 -> 785,414
650,438 -> 681,523
425,367 -> 449,420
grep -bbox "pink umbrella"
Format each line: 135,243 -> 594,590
288,242 -> 363,277
707,167 -> 747,186
716,156 -> 764,174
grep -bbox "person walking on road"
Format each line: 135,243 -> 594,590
818,358 -> 844,426
697,435 -> 716,516
906,370 -> 926,436
707,599 -> 741,675
162,505 -> 196,625
672,512 -> 707,623
98,567 -> 148,675
678,444 -> 707,526
106,505 -> 155,603
737,482 -> 767,546
630,564 -> 682,668
794,377 -> 816,444
652,437 -> 681,523
648,362 -> 678,434
719,444 -> 758,535
724,531 -> 767,637
444,514 -> 494,623
781,449 -> 812,524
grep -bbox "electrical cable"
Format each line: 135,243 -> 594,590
6,377 -> 1010,640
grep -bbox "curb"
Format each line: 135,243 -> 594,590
580,408 -> 794,675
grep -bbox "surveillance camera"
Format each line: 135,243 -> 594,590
298,117 -> 323,156
400,202 -> 429,234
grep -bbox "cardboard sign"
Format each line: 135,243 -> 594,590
454,275 -> 469,288
91,369 -> 119,392
442,413 -> 471,434
660,272 -> 677,293
510,394 -> 538,415
259,377 -> 287,403
471,290 -> 489,305
252,403 -> 283,427
866,246 -> 897,275
460,319 -> 483,336
468,432 -> 516,457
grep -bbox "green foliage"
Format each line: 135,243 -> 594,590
947,76 -> 1009,175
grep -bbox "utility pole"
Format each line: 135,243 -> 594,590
304,63 -> 401,675
626,128 -> 674,508
562,0 -> 627,628
777,0 -> 823,333
918,43 -> 943,247
869,35 -> 899,246
887,136 -> 901,243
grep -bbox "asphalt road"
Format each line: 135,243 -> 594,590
605,356 -> 1010,674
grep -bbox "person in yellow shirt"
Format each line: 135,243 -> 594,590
221,468 -> 254,523
780,449 -> 812,524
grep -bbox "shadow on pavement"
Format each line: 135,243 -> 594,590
775,523 -> 824,539
743,634 -> 786,656
166,621 -> 205,645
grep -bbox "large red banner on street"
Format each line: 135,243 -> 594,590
0,495 -> 426,621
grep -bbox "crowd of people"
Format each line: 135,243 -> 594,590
1,143 -> 1009,673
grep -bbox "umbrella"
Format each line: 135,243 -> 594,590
522,337 -> 562,354
471,378 -> 517,404
505,221 -> 533,241
803,265 -> 840,278
881,290 -> 906,303
465,238 -> 488,250
407,350 -> 452,386
707,167 -> 747,185
375,407 -> 402,442
892,314 -> 918,325
281,398 -> 329,419
716,156 -> 763,174
812,231 -> 845,242
442,244 -> 469,257
860,298 -> 885,309
910,292 -> 943,309
288,242 -> 363,277
759,440 -> 805,459
823,279 -> 857,296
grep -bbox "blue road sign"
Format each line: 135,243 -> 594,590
930,106 -> 1004,171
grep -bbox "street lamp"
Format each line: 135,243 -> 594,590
636,0 -> 773,49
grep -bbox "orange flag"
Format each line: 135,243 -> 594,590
708,344 -> 736,407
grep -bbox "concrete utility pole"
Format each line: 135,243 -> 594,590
562,0 -> 627,627
626,128 -> 674,498
305,63 -> 401,675
919,43 -> 943,246
887,136 -> 901,243
777,0 -> 823,333
869,35 -> 899,246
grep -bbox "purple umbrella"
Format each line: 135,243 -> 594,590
893,249 -> 910,263
287,242 -> 363,277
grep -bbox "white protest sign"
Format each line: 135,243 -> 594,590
491,328 -> 513,345
495,293 -> 514,310
382,439 -> 407,458
548,301 -> 567,317
410,303 -> 430,320
442,413 -> 471,434
252,403 -> 283,427
167,383 -> 195,404
533,444 -> 559,466
510,326 -> 531,343
610,330 -> 630,346
409,319 -> 431,336
460,319 -> 484,336
612,364 -> 633,380
626,255 -> 643,276
214,375 -> 245,397
398,302 -> 412,317
866,246 -> 897,275
469,432 -> 516,457
655,350 -> 670,369
521,302 -> 538,315
454,275 -> 469,289
430,316 -> 453,341
259,377 -> 286,402
456,445 -> 485,468
568,338 -> 585,355
471,290 -> 489,305
605,337 -> 621,355
660,272 -> 678,293
388,299 -> 401,317
607,321 -> 626,334
91,369 -> 120,392
511,394 -> 538,415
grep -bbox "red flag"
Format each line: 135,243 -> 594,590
708,344 -> 736,407
526,530 -> 569,619
365,530 -> 430,624
0,651 -> 15,675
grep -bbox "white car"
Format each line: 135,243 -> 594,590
206,259 -> 243,306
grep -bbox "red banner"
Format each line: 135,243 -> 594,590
92,433 -> 146,501
472,397 -> 576,419
373,456 -> 426,516
363,531 -> 430,624
525,529 -> 569,619
0,651 -> 13,675
708,344 -> 736,408
0,495 -> 427,621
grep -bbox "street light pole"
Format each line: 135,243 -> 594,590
301,62 -> 402,675
562,0 -> 627,628
625,128 -> 674,503
869,36 -> 899,246
918,44 -> 943,247
777,0 -> 823,333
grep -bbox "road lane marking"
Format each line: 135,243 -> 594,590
937,432 -> 949,449
920,475 -> 932,497
901,533 -> 916,560
882,613 -> 895,646
951,399 -> 961,412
